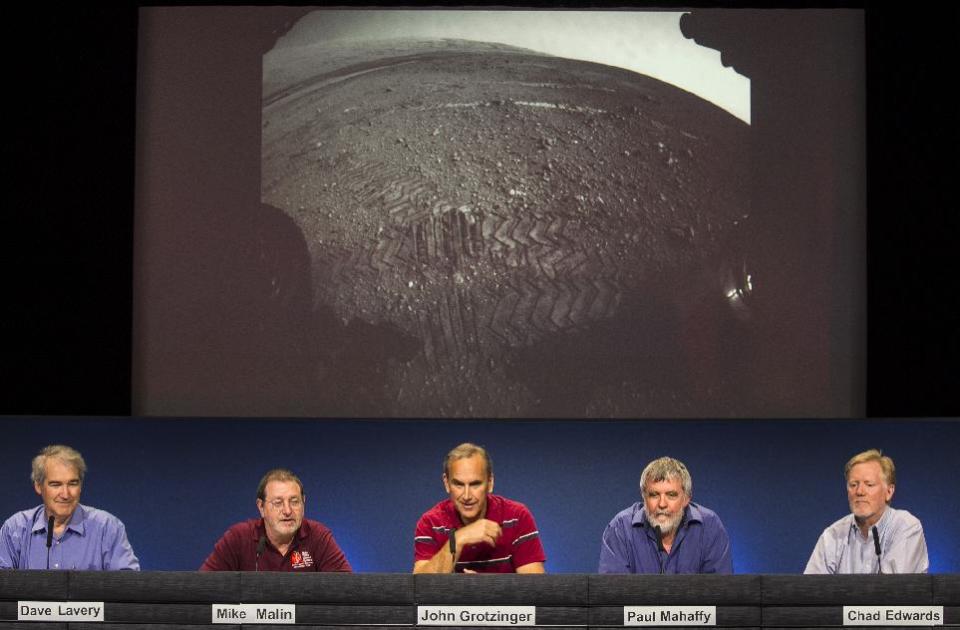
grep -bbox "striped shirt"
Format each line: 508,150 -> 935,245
414,495 -> 545,572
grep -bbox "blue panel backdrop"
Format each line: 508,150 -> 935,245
0,418 -> 956,573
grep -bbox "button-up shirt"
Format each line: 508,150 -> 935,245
598,502 -> 733,574
0,504 -> 140,570
804,506 -> 928,574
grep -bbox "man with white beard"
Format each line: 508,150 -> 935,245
598,456 -> 732,574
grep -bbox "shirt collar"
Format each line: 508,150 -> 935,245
847,505 -> 894,538
32,504 -> 86,536
254,518 -> 308,543
483,494 -> 501,522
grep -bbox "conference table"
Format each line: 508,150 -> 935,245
1,572 -> 957,628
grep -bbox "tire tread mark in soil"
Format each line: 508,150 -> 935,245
549,276 -> 575,330
416,308 -> 437,368
336,160 -> 624,359
508,275 -> 539,343
323,246 -> 374,299
418,283 -> 481,371
492,213 -> 520,263
568,276 -> 598,326
487,287 -> 521,346
512,214 -> 534,269
370,226 -> 406,272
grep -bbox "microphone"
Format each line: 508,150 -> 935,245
255,535 -> 267,572
46,516 -> 55,570
653,525 -> 665,575
872,526 -> 882,574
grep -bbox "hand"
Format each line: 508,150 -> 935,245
456,519 -> 502,549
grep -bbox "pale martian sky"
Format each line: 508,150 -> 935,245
276,9 -> 751,124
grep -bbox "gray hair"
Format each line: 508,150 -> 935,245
640,456 -> 692,498
443,442 -> 493,479
31,445 -> 87,485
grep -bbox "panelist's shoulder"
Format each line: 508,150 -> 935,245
890,507 -> 925,531
302,518 -> 335,536
2,506 -> 39,529
689,502 -> 726,526
78,504 -> 127,526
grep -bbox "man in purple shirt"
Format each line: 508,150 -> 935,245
200,468 -> 351,572
599,456 -> 732,574
0,445 -> 140,570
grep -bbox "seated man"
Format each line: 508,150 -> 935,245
599,456 -> 732,574
413,443 -> 545,573
0,444 -> 139,570
805,449 -> 928,574
200,468 -> 351,572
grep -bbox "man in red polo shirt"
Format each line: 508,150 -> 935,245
200,468 -> 351,572
413,443 -> 546,573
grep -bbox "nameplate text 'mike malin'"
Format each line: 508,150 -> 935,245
212,603 -> 296,624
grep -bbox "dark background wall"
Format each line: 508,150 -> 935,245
1,418 -> 957,573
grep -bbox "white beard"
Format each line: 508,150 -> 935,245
646,510 -> 683,535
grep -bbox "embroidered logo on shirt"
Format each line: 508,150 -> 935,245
290,550 -> 314,569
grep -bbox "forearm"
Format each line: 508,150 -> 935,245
413,544 -> 457,574
515,562 -> 545,574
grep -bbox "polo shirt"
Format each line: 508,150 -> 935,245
200,518 -> 352,572
0,504 -> 139,570
598,502 -> 732,574
414,494 -> 546,573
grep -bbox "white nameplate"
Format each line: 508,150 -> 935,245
212,604 -> 296,624
18,601 -> 104,622
843,605 -> 943,626
418,605 -> 536,626
624,606 -> 716,626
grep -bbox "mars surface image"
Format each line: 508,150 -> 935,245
261,37 -> 753,418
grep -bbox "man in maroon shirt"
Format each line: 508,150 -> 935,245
200,469 -> 351,572
413,443 -> 546,573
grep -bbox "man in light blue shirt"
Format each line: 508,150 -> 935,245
805,449 -> 928,574
0,445 -> 139,570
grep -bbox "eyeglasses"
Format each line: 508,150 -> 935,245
265,497 -> 303,510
